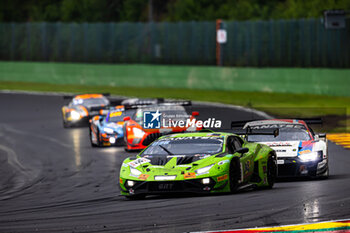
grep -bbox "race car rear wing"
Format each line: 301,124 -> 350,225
296,118 -> 323,125
121,98 -> 164,106
90,106 -> 110,112
231,119 -> 264,129
232,126 -> 279,139
159,100 -> 192,106
123,99 -> 192,109
231,118 -> 323,129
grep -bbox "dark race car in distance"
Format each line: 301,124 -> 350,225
61,94 -> 110,127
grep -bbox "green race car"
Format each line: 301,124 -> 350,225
119,131 -> 277,199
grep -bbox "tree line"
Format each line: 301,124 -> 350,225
1,0 -> 349,22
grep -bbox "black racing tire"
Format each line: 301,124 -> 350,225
96,129 -> 102,147
63,120 -> 70,128
229,157 -> 240,193
124,147 -> 131,152
123,125 -> 129,150
266,154 -> 277,189
89,128 -> 97,147
319,166 -> 329,180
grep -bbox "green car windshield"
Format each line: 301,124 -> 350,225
141,137 -> 224,156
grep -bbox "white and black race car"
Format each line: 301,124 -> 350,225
233,119 -> 328,178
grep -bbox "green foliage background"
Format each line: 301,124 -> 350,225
1,0 -> 350,22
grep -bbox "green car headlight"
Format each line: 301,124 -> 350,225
195,164 -> 215,175
130,167 -> 142,176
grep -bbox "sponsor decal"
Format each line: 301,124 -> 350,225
138,174 -> 149,180
184,172 -> 196,179
275,149 -> 286,153
109,111 -> 122,117
266,142 -> 292,147
298,141 -> 315,155
244,161 -> 251,174
218,160 -> 230,165
299,149 -> 312,155
250,124 -> 306,130
194,154 -> 211,159
128,158 -> 151,168
158,183 -> 174,190
277,160 -> 285,165
217,174 -> 228,182
161,136 -> 224,141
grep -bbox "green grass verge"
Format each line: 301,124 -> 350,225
1,61 -> 350,96
1,80 -> 349,114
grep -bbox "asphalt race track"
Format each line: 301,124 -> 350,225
0,92 -> 349,233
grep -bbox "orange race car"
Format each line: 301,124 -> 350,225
61,94 -> 110,127
123,103 -> 202,151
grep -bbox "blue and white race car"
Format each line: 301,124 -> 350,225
89,106 -> 133,147
233,119 -> 329,178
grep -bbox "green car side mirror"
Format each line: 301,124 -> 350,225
236,148 -> 249,156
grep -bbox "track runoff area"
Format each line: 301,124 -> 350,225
328,134 -> 350,150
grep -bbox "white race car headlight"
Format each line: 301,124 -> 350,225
103,127 -> 114,134
70,110 -> 81,120
299,151 -> 319,162
195,164 -> 215,175
133,127 -> 145,138
130,167 -> 142,176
